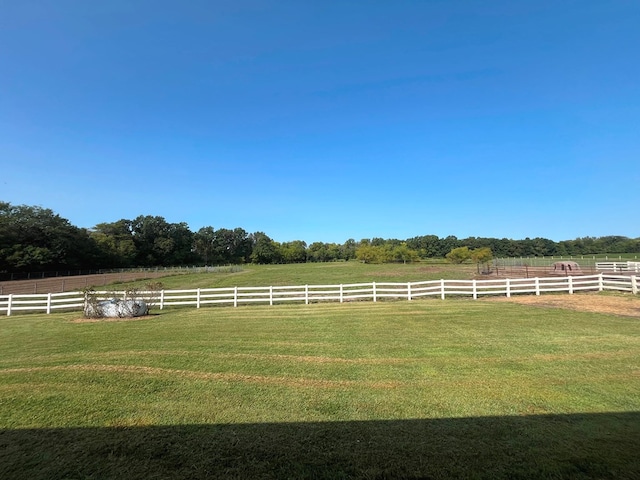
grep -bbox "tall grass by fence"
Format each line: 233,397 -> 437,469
0,274 -> 637,316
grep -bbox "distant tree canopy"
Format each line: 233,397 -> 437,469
0,202 -> 98,272
1,201 -> 639,272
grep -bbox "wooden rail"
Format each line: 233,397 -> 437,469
1,274 -> 637,316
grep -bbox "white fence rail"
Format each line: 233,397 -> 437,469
0,274 -> 637,316
596,262 -> 640,273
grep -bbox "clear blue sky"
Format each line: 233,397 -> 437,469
1,1 -> 638,244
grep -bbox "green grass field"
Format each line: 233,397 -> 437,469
1,297 -> 639,479
104,261 -> 478,291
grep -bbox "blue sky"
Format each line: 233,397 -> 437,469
1,1 -> 638,243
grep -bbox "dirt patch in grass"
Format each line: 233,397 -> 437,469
481,293 -> 640,317
0,271 -> 170,295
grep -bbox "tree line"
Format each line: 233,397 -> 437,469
1,201 -> 639,273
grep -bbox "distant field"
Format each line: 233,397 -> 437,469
2,256 -> 639,295
1,300 -> 639,479
102,261 -> 480,291
0,262 -> 478,295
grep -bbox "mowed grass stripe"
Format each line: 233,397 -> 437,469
1,300 -> 639,422
1,299 -> 640,478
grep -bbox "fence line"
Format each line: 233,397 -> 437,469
0,265 -> 239,282
494,256 -> 639,268
596,262 -> 640,273
1,274 -> 637,316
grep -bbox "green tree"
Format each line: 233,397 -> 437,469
0,202 -> 99,272
130,216 -> 194,266
249,232 -> 281,264
91,219 -> 136,267
340,238 -> 357,261
355,245 -> 377,264
281,240 -> 307,263
470,247 -> 493,273
193,226 -> 216,265
356,245 -> 393,263
445,246 -> 472,264
392,243 -> 419,264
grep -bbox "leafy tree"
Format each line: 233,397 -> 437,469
193,226 -> 216,265
392,243 -> 419,264
250,232 -> 281,264
91,220 -> 136,267
405,235 -> 436,258
340,238 -> 357,261
0,202 -> 99,272
281,240 -> 307,263
470,247 -> 493,273
130,216 -> 195,266
307,242 -> 342,262
355,245 -> 377,264
355,245 -> 393,263
445,246 -> 472,264
214,227 -> 252,264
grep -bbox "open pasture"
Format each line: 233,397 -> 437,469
1,299 -> 639,479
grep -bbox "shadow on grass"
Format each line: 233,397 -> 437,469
2,412 -> 639,479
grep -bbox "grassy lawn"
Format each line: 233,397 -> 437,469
1,299 -> 639,479
103,261 -> 478,291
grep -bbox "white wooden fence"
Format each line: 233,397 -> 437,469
596,262 -> 640,273
0,274 -> 637,316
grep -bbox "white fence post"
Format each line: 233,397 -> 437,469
6,271 -> 637,316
